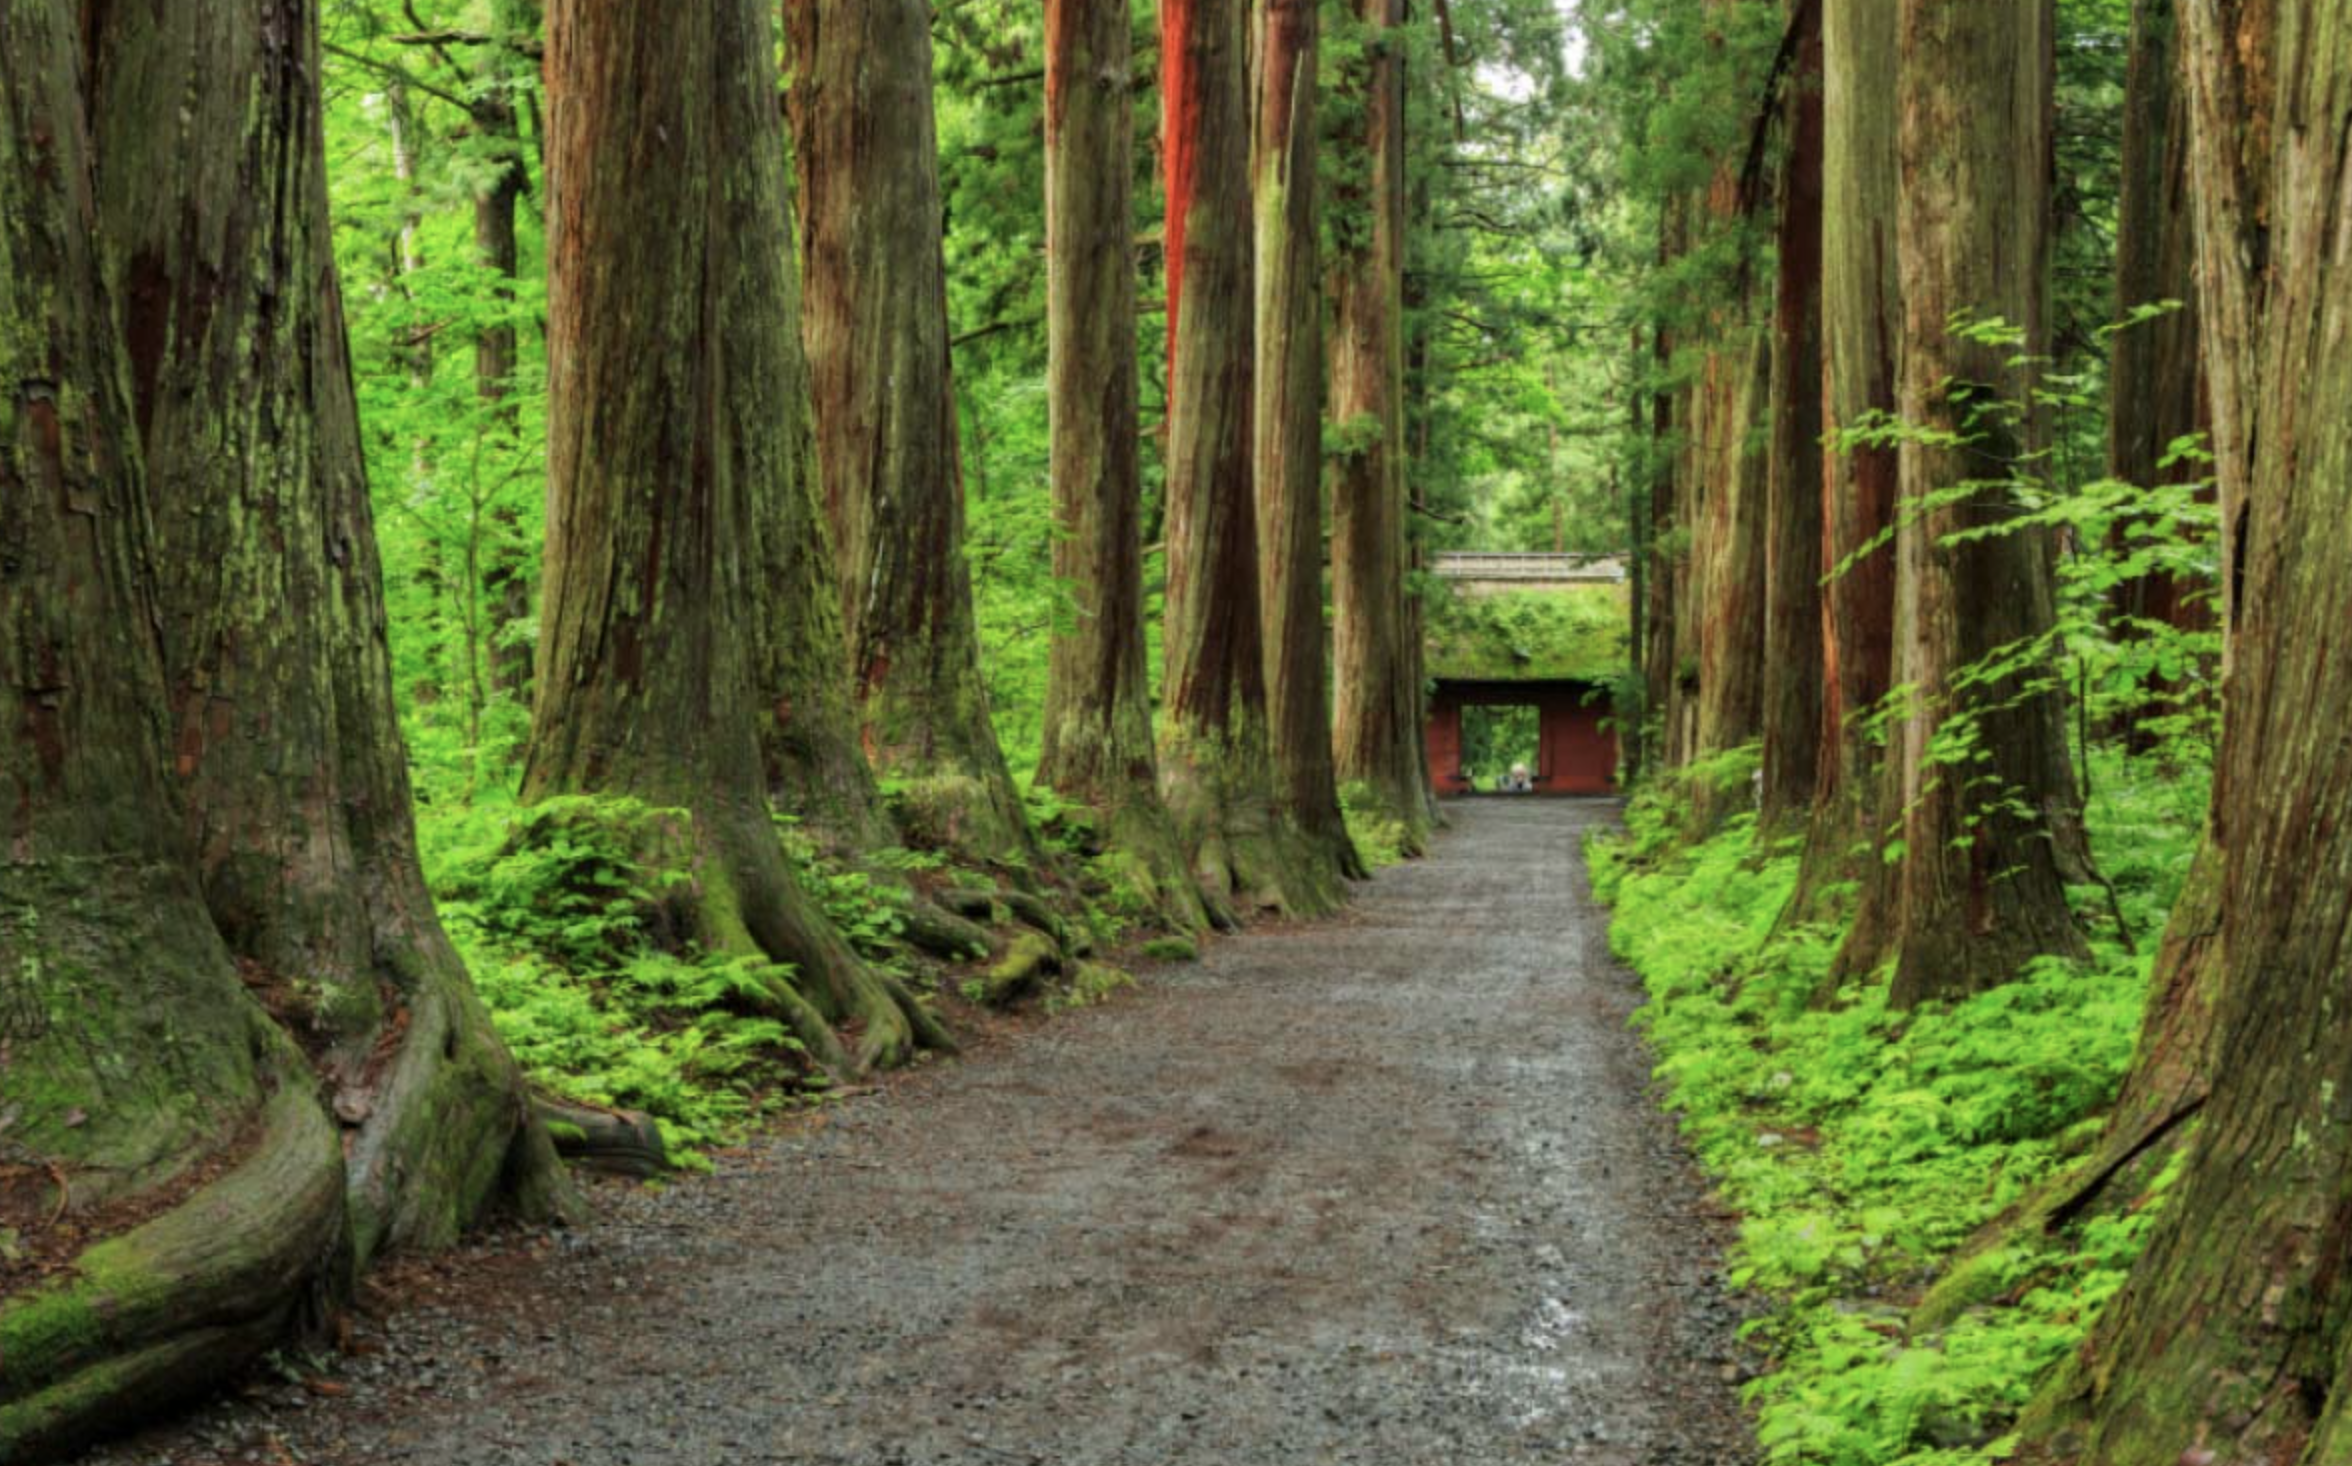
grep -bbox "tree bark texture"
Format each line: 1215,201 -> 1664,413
1253,0 -> 1361,894
1036,0 -> 1210,931
1158,0 -> 1329,919
1757,0 -> 1825,830
1788,0 -> 1901,927
1689,323 -> 1770,775
530,0 -> 943,1072
2025,16 -> 2352,1459
2,1 -> 559,1453
785,0 -> 1033,866
87,0 -> 558,1265
1833,0 -> 2090,1008
1329,0 -> 1435,852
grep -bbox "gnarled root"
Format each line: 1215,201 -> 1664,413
0,1083 -> 345,1462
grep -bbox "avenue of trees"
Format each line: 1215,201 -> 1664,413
13,0 -> 2346,1458
1598,0 -> 2352,1460
0,0 -> 1584,1454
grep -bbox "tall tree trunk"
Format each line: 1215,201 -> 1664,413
1832,0 -> 2088,1007
785,0 -> 1034,867
754,178 -> 894,856
91,0 -> 562,1263
1644,200 -> 1688,775
1157,0 -> 1327,919
529,0 -> 944,1072
2101,0 -> 2211,752
1253,0 -> 1361,892
1686,8 -> 1771,825
1036,0 -> 1209,931
1,2 -> 561,1452
475,0 -> 536,698
1788,0 -> 1902,930
1757,0 -> 1825,830
1329,0 -> 1435,853
2022,19 -> 2352,1459
1689,324 -> 1770,776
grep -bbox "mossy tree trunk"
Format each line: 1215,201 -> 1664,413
1329,0 -> 1435,855
1253,0 -> 1362,895
2021,19 -> 2352,1459
1036,0 -> 1209,931
2,1 -> 560,1453
1157,0 -> 1331,919
88,0 -> 563,1264
1830,0 -> 2089,1007
1689,324 -> 1769,777
1756,0 -> 1825,832
1787,0 -> 1901,930
785,0 -> 1034,867
528,0 -> 943,1072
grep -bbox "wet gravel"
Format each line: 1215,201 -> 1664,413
82,799 -> 1755,1466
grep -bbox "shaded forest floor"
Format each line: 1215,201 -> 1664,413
79,802 -> 1752,1466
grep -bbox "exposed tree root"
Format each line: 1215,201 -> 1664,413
1160,733 -> 1350,922
0,1084 -> 345,1462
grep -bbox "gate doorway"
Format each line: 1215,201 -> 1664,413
1458,704 -> 1539,793
1426,678 -> 1617,797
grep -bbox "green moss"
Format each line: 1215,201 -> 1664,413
1424,584 -> 1631,684
1140,936 -> 1199,963
1048,961 -> 1136,1014
977,932 -> 1059,1005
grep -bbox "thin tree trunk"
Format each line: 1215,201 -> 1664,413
2021,18 -> 2352,1458
1253,0 -> 1361,891
1330,0 -> 1435,853
1832,0 -> 2089,1007
1757,0 -> 1825,830
475,0 -> 535,699
1036,0 -> 1210,930
530,0 -> 945,1072
1644,200 -> 1687,774
785,0 -> 1035,868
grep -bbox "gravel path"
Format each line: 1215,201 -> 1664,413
84,799 -> 1754,1466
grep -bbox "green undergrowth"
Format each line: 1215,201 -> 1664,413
1340,782 -> 1416,870
426,796 -> 822,1163
1591,752 -> 2201,1466
411,767 -> 1153,1163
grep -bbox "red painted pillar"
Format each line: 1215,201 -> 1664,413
1425,692 -> 1466,796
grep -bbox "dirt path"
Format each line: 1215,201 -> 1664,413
84,800 -> 1754,1466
